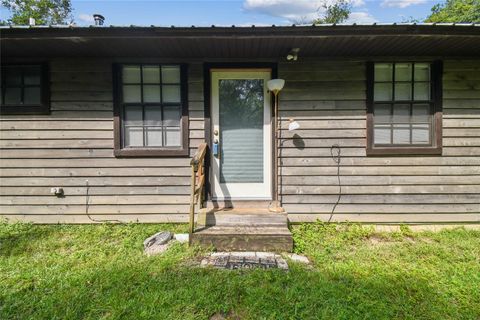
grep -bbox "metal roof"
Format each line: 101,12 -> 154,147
1,23 -> 480,58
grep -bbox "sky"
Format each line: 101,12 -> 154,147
1,0 -> 444,26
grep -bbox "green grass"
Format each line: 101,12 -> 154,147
1,221 -> 479,320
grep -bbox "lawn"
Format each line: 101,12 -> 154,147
1,221 -> 479,320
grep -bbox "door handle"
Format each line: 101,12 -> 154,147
213,139 -> 220,158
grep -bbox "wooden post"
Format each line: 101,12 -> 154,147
189,165 -> 196,236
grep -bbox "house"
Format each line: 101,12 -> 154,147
1,23 -> 479,250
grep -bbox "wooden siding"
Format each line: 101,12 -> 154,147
278,59 -> 480,224
0,59 -> 204,223
1,58 -> 479,224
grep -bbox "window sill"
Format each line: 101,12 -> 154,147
0,105 -> 50,115
114,147 -> 189,158
366,146 -> 442,156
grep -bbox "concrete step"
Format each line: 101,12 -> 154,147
191,226 -> 293,252
197,208 -> 288,227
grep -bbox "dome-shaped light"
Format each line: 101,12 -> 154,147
267,79 -> 285,94
288,119 -> 300,131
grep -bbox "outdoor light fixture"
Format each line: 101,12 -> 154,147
267,79 -> 286,213
287,48 -> 300,61
288,119 -> 300,131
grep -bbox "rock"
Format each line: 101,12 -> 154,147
144,242 -> 173,256
285,253 -> 310,264
143,231 -> 172,249
173,233 -> 189,243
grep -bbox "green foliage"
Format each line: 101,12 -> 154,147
425,0 -> 480,23
314,0 -> 352,24
1,222 -> 480,319
1,0 -> 73,25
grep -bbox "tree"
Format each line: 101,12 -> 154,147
2,0 -> 73,25
425,0 -> 480,23
314,0 -> 352,24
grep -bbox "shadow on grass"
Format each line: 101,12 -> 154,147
0,223 -> 59,257
1,259 -> 468,320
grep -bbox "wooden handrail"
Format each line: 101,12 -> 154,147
189,143 -> 208,239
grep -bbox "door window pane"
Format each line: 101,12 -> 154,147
5,68 -> 21,85
219,79 -> 264,183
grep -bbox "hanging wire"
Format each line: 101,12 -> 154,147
85,180 -> 124,224
328,144 -> 342,223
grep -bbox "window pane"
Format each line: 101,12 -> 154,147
164,127 -> 181,146
395,63 -> 412,81
123,85 -> 141,103
123,66 -> 141,83
162,66 -> 180,83
414,82 -> 430,100
374,83 -> 392,101
143,85 -> 161,103
412,124 -> 430,144
146,127 -> 163,146
374,104 -> 391,123
374,64 -> 392,82
163,106 -> 181,126
142,66 -> 160,84
144,105 -> 162,126
125,127 -> 143,147
393,104 -> 410,123
395,83 -> 412,100
162,85 -> 181,103
393,124 -> 410,144
4,87 -> 21,104
5,67 -> 21,85
23,66 -> 41,85
412,104 -> 430,123
414,63 -> 430,81
374,125 -> 391,144
124,105 -> 143,125
23,87 -> 41,104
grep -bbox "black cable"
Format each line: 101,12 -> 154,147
328,144 -> 341,223
85,180 -> 125,224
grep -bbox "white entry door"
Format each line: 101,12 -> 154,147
210,70 -> 272,200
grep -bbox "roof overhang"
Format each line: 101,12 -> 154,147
1,24 -> 480,59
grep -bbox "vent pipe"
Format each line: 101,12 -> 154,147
93,14 -> 105,26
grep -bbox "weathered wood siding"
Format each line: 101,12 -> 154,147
1,58 -> 479,224
0,59 -> 204,223
279,59 -> 480,224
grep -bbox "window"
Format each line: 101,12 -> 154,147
113,64 -> 189,157
1,64 -> 49,114
367,61 -> 442,155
